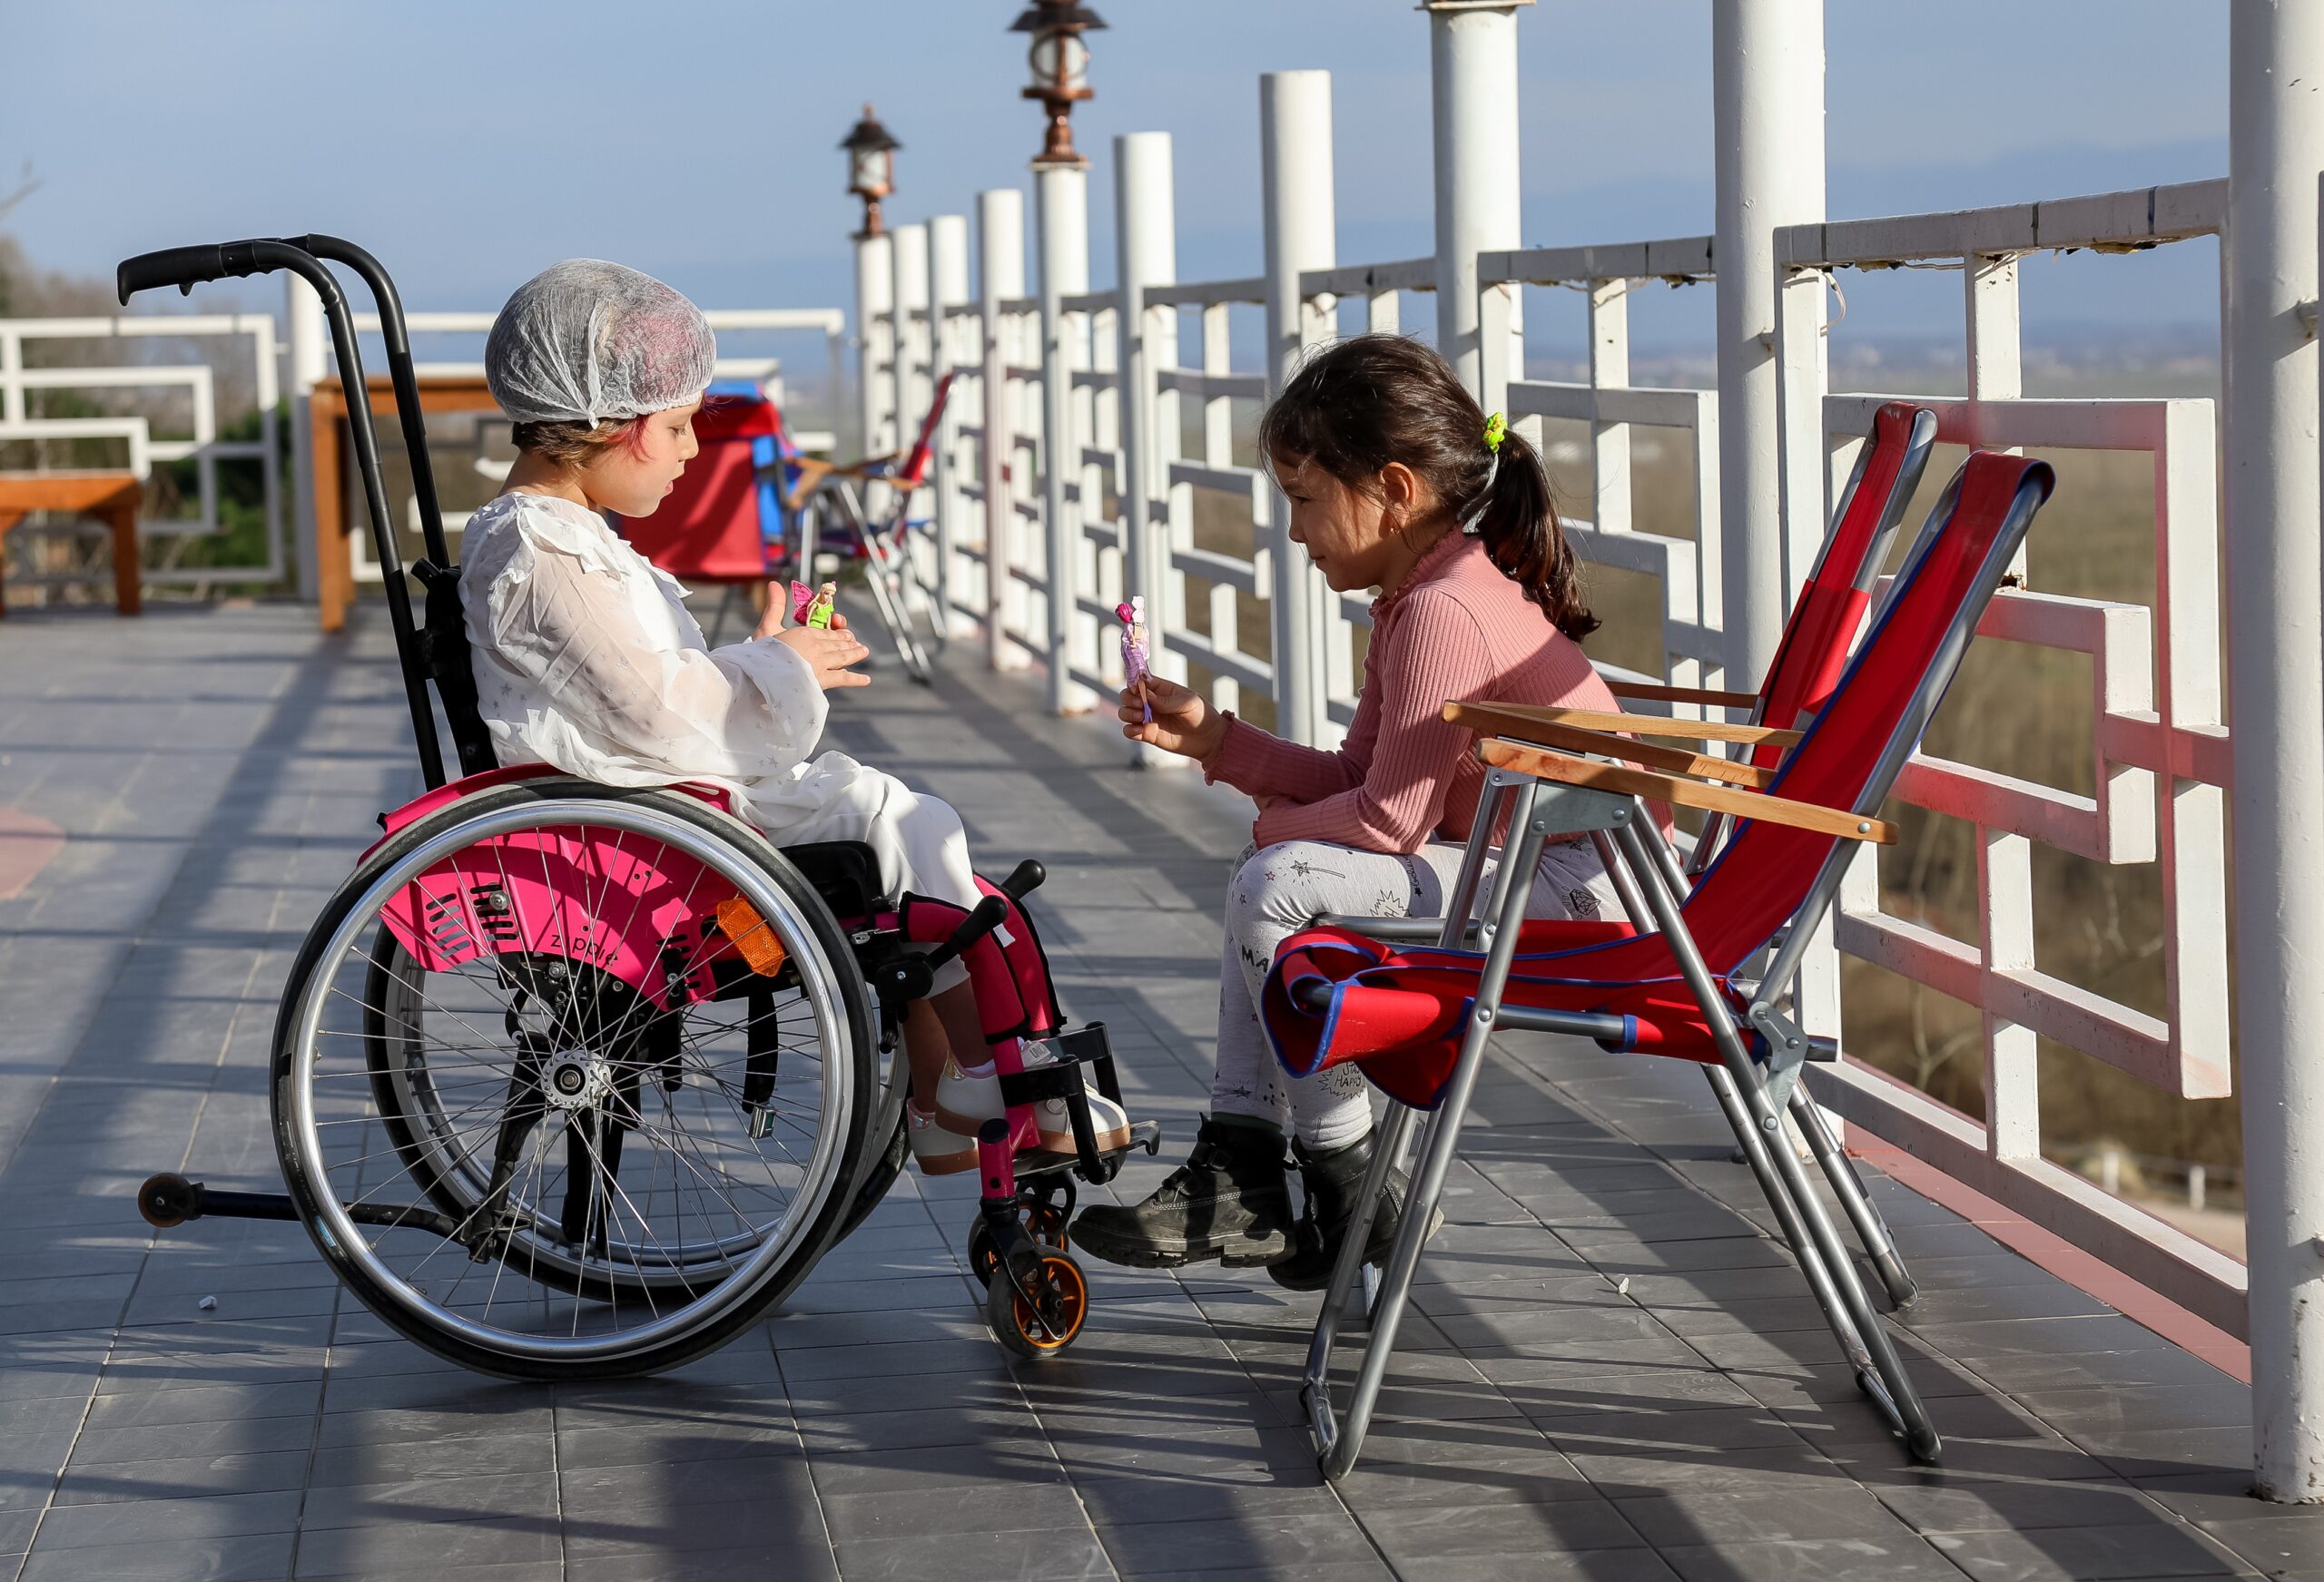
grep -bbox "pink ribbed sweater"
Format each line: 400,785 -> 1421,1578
1205,529 -> 1620,853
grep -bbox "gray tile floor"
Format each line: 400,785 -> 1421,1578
0,602 -> 2308,1581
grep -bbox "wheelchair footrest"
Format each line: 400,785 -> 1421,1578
1011,1120 -> 1162,1184
997,1023 -> 1120,1108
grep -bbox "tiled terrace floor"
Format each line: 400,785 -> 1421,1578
0,601 -> 2309,1581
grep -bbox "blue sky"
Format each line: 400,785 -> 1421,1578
3,2 -> 2228,351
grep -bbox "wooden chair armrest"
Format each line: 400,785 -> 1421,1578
1443,702 -> 1775,789
1605,680 -> 1763,711
1475,736 -> 1895,844
1444,699 -> 1801,749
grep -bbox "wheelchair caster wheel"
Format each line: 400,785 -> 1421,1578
139,1173 -> 196,1229
986,1249 -> 1088,1360
967,1204 -> 1068,1288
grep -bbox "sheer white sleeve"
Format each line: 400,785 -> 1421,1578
463,504 -> 827,791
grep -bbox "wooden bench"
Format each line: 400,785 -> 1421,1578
311,375 -> 499,633
0,472 -> 143,618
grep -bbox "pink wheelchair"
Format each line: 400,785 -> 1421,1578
117,236 -> 1152,1378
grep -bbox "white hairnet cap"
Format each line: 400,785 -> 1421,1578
485,260 -> 716,426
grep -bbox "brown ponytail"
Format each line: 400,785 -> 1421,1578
1256,333 -> 1596,641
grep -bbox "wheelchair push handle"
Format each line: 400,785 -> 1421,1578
116,239 -> 278,302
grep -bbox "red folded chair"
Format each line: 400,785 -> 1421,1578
1271,449 -> 2054,1481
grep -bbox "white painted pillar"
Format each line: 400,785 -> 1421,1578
286,274 -> 328,603
1428,0 -> 1530,412
2228,0 -> 2324,1504
980,188 -> 1029,673
1115,133 -> 1177,706
1261,70 -> 1336,748
1711,0 -> 1825,690
1036,161 -> 1094,714
853,232 -> 897,465
891,223 -> 932,437
929,214 -> 972,637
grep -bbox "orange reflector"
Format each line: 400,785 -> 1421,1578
714,897 -> 789,977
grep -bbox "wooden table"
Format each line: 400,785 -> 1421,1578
311,374 -> 501,633
0,472 -> 143,617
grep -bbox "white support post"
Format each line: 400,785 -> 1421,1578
1262,69 -> 1336,747
286,274 -> 328,604
930,214 -> 972,638
1115,132 -> 1180,762
853,232 -> 897,465
888,223 -> 931,529
1712,0 -> 1826,690
979,189 -> 1029,673
1428,0 -> 1530,411
1036,161 -> 1094,713
2229,0 -> 2324,1503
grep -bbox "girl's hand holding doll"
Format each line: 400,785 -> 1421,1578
1119,673 -> 1226,761
755,585 -> 871,689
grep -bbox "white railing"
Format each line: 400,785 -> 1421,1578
0,313 -> 283,585
1768,181 -> 2247,1338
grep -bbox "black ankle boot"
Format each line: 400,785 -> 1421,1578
1266,1130 -> 1407,1292
1072,1116 -> 1294,1269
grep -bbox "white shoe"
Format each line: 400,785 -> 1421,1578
906,1104 -> 978,1176
1021,1042 -> 1132,1153
931,1056 -> 1005,1139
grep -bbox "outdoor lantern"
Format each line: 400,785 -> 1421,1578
841,103 -> 901,238
1009,0 -> 1106,167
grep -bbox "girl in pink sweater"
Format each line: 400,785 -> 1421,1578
1075,336 -> 1623,1285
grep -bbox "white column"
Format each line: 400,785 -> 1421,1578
980,188 -> 1029,672
286,273 -> 328,602
1429,0 -> 1530,411
1115,133 -> 1177,719
891,222 -> 932,437
1261,70 -> 1336,747
1036,160 -> 1094,713
853,232 -> 897,465
1711,0 -> 1825,690
929,214 -> 972,637
2229,0 -> 2324,1503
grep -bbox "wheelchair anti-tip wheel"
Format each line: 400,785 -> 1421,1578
986,1249 -> 1089,1359
275,777 -> 877,1380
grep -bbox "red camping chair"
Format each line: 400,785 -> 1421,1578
1267,450 -> 2055,1480
614,383 -> 796,641
1315,403 -> 1940,1316
785,371 -> 957,685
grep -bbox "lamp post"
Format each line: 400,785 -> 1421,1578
842,103 -> 901,239
844,105 -> 901,466
1014,1 -> 1104,713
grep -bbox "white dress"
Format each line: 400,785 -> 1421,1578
459,491 -> 980,914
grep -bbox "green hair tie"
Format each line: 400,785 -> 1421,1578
1482,412 -> 1507,454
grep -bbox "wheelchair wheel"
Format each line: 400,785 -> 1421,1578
986,1250 -> 1088,1359
277,777 -> 876,1380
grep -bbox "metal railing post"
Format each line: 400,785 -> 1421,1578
979,189 -> 1029,673
888,222 -> 931,528
1428,0 -> 1530,411
2229,0 -> 2324,1503
1712,0 -> 1825,690
1115,131 -> 1178,758
1262,70 -> 1335,746
930,214 -> 972,637
1036,159 -> 1095,713
287,274 -> 328,603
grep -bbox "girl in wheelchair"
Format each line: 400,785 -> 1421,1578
461,259 -> 1129,1177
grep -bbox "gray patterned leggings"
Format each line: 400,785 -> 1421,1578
1209,835 -> 1620,1149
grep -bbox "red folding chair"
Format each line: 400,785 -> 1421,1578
786,371 -> 956,685
1316,403 -> 1940,1314
1267,450 -> 2055,1479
